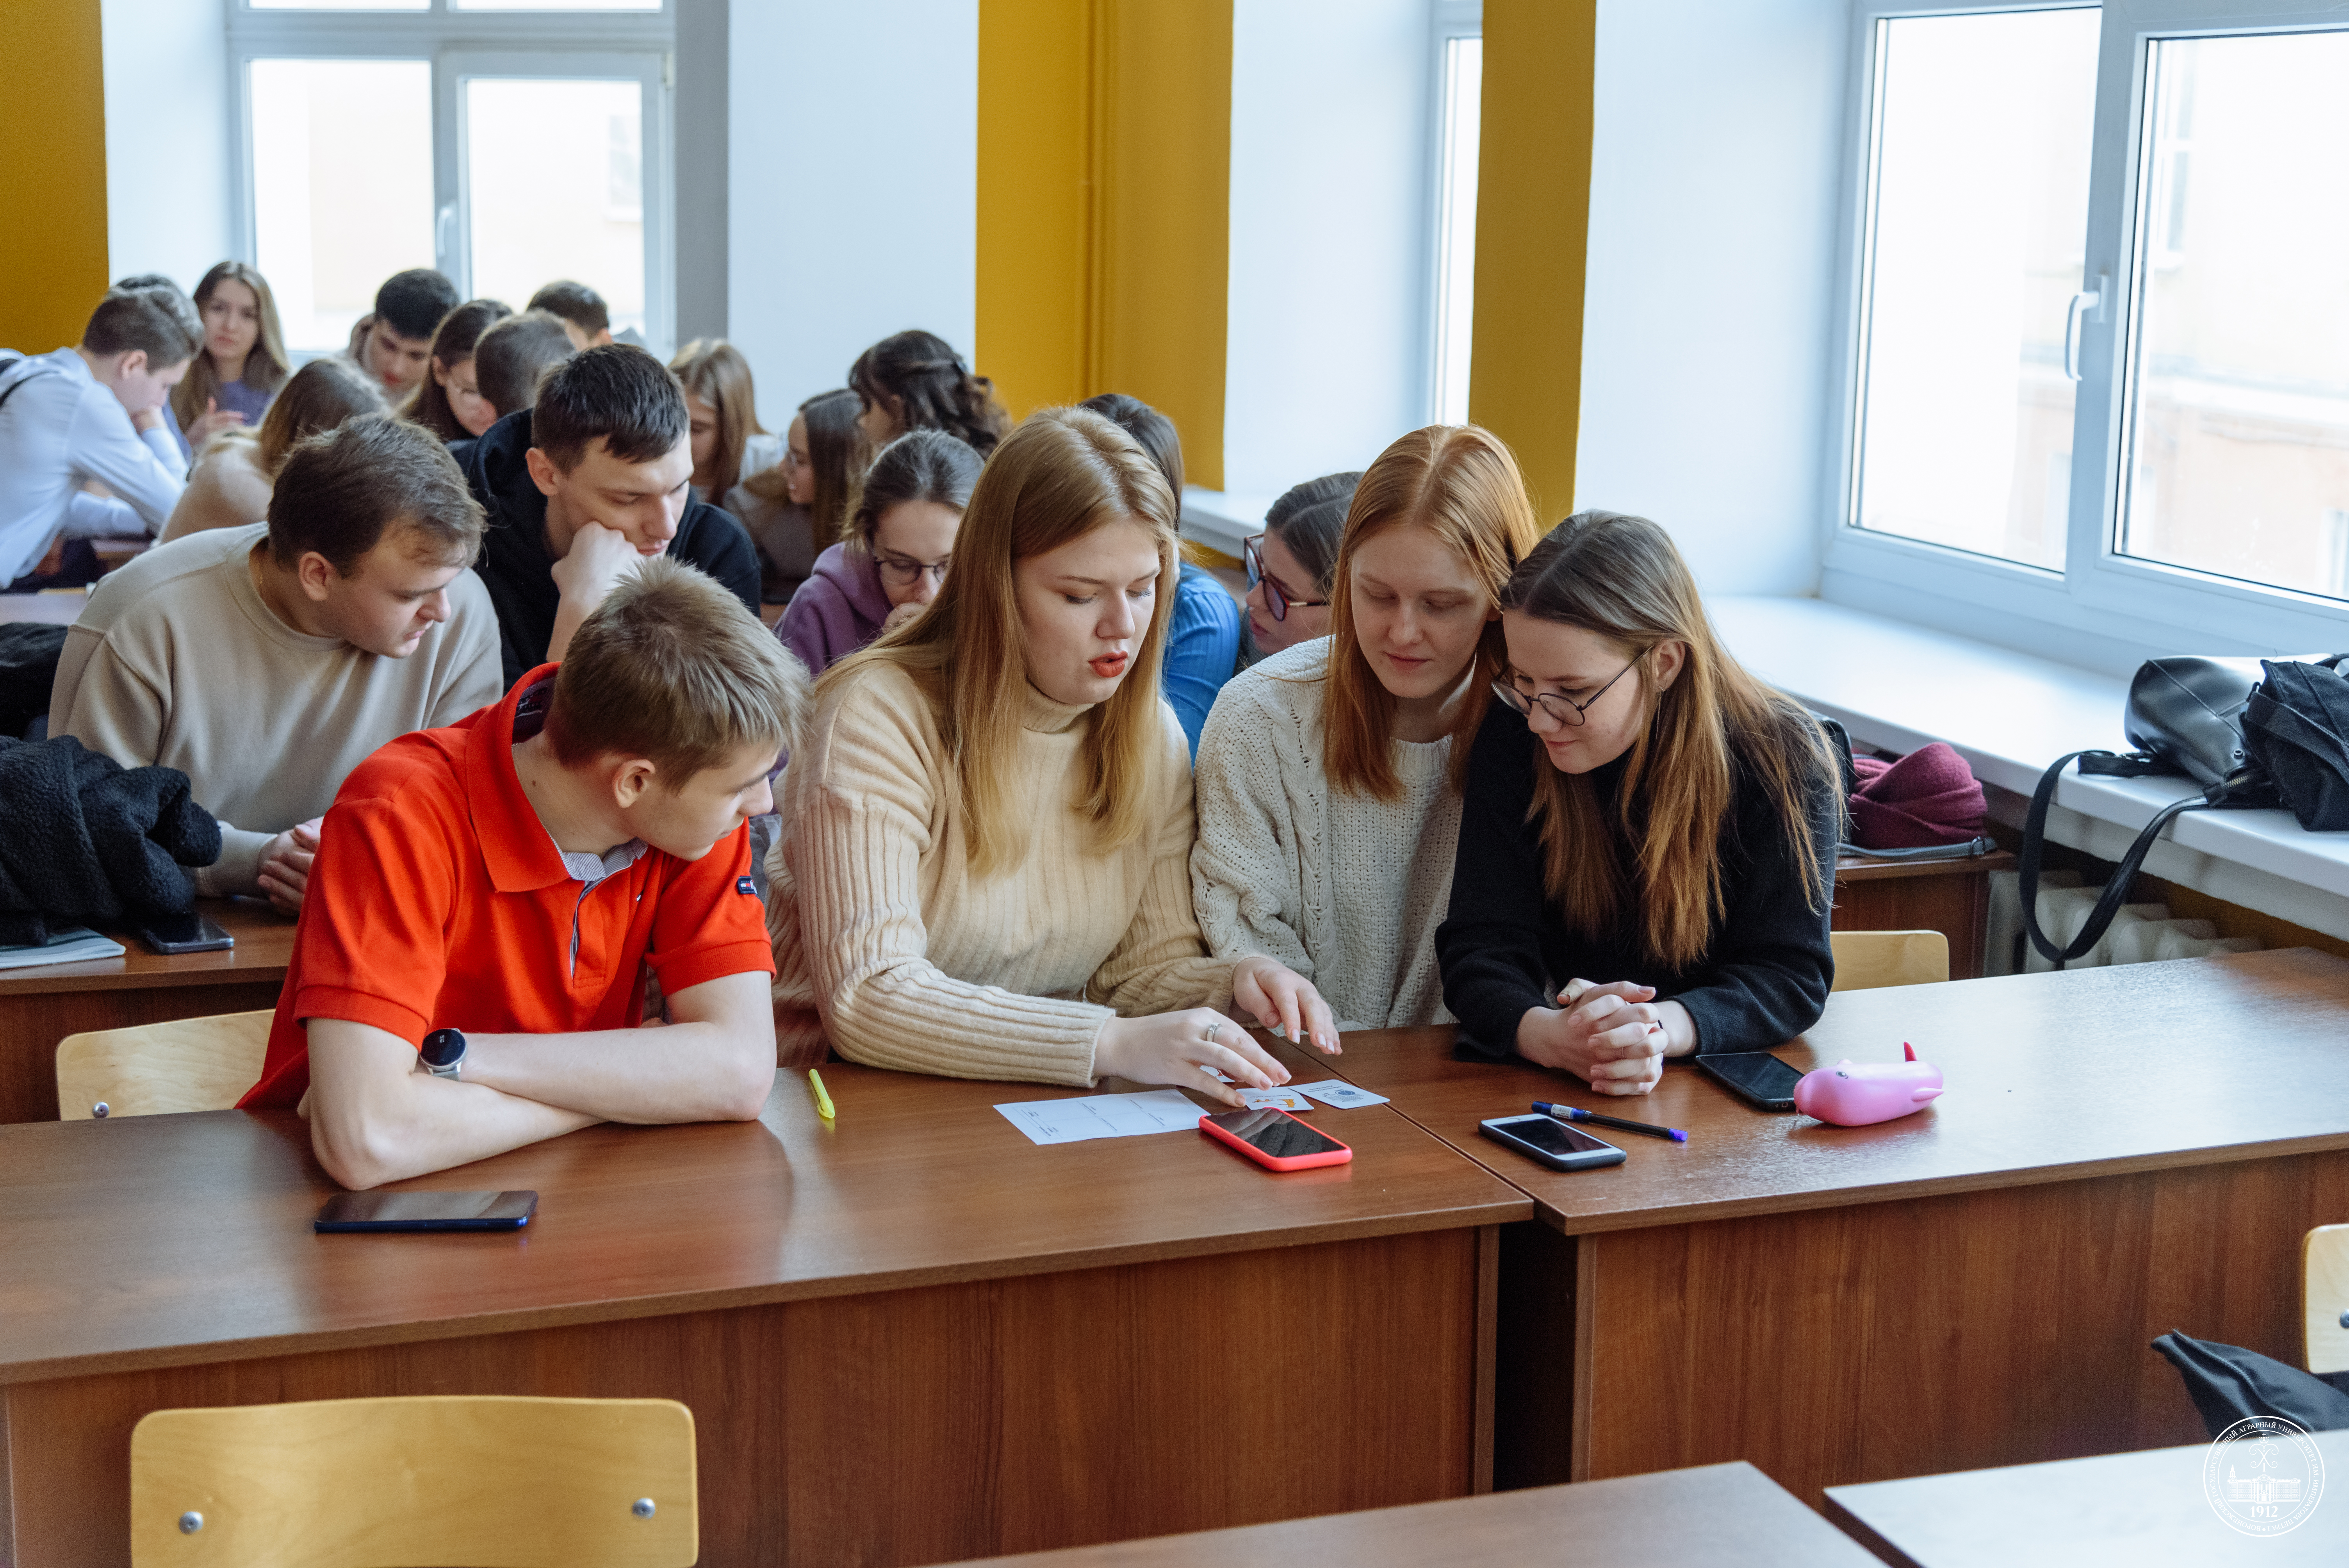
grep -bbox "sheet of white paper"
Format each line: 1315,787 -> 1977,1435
993,1089 -> 1205,1146
1296,1080 -> 1389,1109
0,932 -> 125,971
1237,1087 -> 1312,1112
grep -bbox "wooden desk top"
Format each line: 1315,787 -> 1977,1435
0,898 -> 296,998
1315,948 -> 2349,1235
942,1462 -> 1882,1567
0,1040 -> 1529,1384
1823,1429 -> 2349,1565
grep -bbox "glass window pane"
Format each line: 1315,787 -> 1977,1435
1852,9 -> 2101,571
250,59 -> 435,353
2119,32 -> 2349,601
465,77 -> 647,339
452,0 -> 659,10
1433,36 -> 1482,428
247,1 -> 426,10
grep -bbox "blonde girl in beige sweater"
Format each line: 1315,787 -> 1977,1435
768,406 -> 1338,1099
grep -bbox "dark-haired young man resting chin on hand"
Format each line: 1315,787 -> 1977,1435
239,558 -> 810,1191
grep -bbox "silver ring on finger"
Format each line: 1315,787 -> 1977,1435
1200,1020 -> 1221,1046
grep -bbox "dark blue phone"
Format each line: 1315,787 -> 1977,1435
314,1191 -> 537,1232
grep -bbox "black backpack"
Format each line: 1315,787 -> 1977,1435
2243,656 -> 2349,832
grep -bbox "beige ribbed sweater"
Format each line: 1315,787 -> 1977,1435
768,658 -> 1236,1085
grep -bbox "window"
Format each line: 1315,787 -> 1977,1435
1429,4 -> 1482,427
229,0 -> 673,353
1834,1 -> 2349,655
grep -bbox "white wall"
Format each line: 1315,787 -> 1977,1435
1222,0 -> 1436,511
102,0 -> 232,293
1572,0 -> 1848,595
727,0 -> 978,431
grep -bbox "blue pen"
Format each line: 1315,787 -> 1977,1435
1533,1101 -> 1688,1143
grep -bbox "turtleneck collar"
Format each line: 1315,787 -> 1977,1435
1021,681 -> 1094,735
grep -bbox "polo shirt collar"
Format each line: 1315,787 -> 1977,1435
467,665 -> 592,894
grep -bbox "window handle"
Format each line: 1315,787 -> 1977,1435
436,203 -> 457,265
2064,274 -> 2108,381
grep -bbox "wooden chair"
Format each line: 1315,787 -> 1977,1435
54,1010 -> 272,1120
1830,930 -> 1950,992
2308,1224 -> 2349,1376
129,1395 -> 697,1567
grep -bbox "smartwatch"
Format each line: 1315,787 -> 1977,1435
419,1028 -> 467,1080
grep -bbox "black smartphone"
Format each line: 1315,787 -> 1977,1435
132,912 -> 233,955
1698,1051 -> 1804,1111
1479,1113 -> 1626,1172
314,1191 -> 538,1233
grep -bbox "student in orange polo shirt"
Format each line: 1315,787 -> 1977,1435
241,557 -> 809,1190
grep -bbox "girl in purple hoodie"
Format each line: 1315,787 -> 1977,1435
777,429 -> 984,673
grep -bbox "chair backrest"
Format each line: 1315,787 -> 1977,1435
2308,1224 -> 2349,1376
130,1395 -> 697,1568
1829,930 -> 1950,992
54,1010 -> 272,1119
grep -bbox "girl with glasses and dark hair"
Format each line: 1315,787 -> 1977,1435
777,428 -> 982,674
1241,471 -> 1357,662
1437,510 -> 1842,1092
1190,427 -> 1543,1031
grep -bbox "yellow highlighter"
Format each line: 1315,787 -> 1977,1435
807,1068 -> 836,1121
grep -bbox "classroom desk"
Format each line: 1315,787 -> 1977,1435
1307,949 -> 2349,1507
0,1045 -> 1531,1567
0,898 -> 293,1124
0,591 -> 87,627
939,1461 -> 1882,1567
1823,1428 -> 2349,1565
1833,847 -> 2014,980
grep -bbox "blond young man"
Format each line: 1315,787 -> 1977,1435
239,558 -> 806,1192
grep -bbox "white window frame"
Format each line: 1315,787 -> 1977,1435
1823,0 -> 2349,659
225,0 -> 677,354
1426,0 -> 1483,427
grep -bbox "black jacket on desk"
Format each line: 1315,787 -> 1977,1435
464,409 -> 763,687
1435,703 -> 1837,1061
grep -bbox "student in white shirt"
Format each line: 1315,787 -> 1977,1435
0,285 -> 200,588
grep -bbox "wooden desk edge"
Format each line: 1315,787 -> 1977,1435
1818,1490 -> 1924,1568
0,1191 -> 1532,1387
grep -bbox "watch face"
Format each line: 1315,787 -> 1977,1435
420,1030 -> 465,1069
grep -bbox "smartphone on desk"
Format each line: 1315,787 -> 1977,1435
1698,1050 -> 1803,1111
315,1191 -> 538,1233
1199,1108 -> 1353,1171
1480,1113 -> 1625,1172
132,911 -> 233,955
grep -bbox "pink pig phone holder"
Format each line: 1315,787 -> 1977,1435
1791,1042 -> 1943,1126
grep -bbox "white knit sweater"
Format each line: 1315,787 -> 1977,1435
768,657 -> 1236,1085
1189,638 -> 1460,1030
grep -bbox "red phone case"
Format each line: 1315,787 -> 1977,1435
1198,1108 -> 1354,1171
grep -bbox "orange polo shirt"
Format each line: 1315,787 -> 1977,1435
239,665 -> 773,1109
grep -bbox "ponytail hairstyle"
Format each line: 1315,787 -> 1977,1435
402,298 -> 512,442
1500,510 -> 1839,970
255,356 -> 386,473
1325,427 -> 1545,801
845,429 -> 984,557
848,329 -> 1013,457
1264,470 -> 1360,600
744,387 -> 863,542
825,407 -> 1179,876
669,337 -> 766,498
172,262 -> 291,433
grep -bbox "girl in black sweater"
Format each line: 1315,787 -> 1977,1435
1435,511 -> 1840,1094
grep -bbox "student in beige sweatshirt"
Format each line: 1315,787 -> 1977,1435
51,413 -> 502,911
768,406 -> 1338,1099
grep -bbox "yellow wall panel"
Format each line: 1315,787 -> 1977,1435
1468,0 -> 1597,523
1,0 -> 110,351
977,0 -> 1094,417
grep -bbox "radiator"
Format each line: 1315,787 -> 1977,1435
1983,870 -> 2264,976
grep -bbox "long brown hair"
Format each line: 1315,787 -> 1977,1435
171,262 -> 290,433
402,299 -> 512,442
256,357 -> 386,473
1501,511 -> 1839,970
745,388 -> 862,542
821,406 -> 1180,876
669,337 -> 766,497
1325,426 -> 1545,800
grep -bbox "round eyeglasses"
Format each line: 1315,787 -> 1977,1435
1242,534 -> 1328,623
875,554 -> 951,590
1490,654 -> 1644,727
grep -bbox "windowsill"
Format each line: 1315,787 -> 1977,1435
1179,488 -> 1272,561
1712,595 -> 2349,942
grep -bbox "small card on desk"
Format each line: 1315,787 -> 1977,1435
1297,1080 -> 1388,1110
1237,1086 -> 1312,1112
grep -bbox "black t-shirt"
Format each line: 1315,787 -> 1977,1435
1435,703 -> 1838,1060
464,409 -> 762,687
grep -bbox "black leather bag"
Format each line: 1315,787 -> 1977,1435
2018,656 -> 2303,969
2243,657 -> 2349,831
